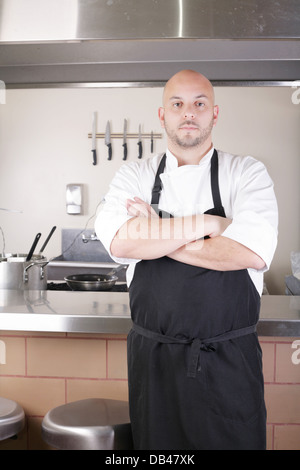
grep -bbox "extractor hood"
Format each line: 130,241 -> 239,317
0,0 -> 300,87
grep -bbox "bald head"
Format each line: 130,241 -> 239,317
162,70 -> 215,106
158,70 -> 219,163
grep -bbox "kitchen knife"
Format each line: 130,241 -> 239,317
105,121 -> 112,160
151,131 -> 154,153
26,233 -> 41,262
122,119 -> 128,160
137,124 -> 143,159
91,111 -> 97,165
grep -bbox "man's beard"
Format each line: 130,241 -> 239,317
164,116 -> 214,149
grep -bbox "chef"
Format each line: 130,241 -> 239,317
95,70 -> 278,450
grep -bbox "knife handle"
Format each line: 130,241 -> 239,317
107,143 -> 112,160
137,141 -> 143,159
40,226 -> 56,253
151,138 -> 154,153
26,233 -> 41,262
92,149 -> 97,165
122,143 -> 127,160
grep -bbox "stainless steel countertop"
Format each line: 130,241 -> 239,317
0,291 -> 299,336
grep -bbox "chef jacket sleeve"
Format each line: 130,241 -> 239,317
95,162 -> 143,265
221,157 -> 278,271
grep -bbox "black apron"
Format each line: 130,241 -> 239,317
128,150 -> 266,450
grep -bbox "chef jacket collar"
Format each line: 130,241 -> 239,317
165,146 -> 215,171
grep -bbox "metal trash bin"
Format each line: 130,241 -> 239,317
41,398 -> 133,450
0,397 -> 25,441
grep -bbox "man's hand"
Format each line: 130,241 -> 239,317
126,197 -> 232,238
205,215 -> 232,238
124,197 -> 263,271
111,197 -> 233,261
168,235 -> 265,271
126,197 -> 159,219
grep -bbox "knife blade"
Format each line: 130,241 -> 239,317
122,119 -> 128,160
151,131 -> 154,153
91,112 -> 97,165
105,121 -> 112,160
137,124 -> 143,159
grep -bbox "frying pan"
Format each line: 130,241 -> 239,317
64,265 -> 127,291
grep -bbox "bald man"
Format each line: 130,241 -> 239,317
95,70 -> 278,450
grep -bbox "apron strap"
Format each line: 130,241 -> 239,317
151,154 -> 167,206
151,154 -> 173,218
210,149 -> 226,218
132,323 -> 257,378
151,150 -> 226,218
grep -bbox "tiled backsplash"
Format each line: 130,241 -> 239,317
47,229 -> 129,282
56,229 -> 113,262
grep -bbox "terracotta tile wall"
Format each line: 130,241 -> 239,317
0,331 -> 128,450
260,337 -> 300,450
1,332 -> 299,450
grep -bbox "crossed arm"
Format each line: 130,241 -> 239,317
110,197 -> 265,271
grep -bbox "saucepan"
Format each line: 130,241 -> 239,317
64,265 -> 127,291
0,227 -> 56,290
0,253 -> 48,290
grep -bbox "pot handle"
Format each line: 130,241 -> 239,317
23,260 -> 49,283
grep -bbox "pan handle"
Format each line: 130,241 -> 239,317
107,264 -> 128,276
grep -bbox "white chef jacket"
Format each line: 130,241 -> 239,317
95,147 -> 278,295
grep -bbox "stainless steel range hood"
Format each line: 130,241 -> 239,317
0,0 -> 300,87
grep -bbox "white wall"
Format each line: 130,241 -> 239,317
0,87 -> 167,255
0,86 -> 299,294
213,87 -> 300,294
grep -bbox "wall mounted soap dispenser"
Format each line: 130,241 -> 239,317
66,184 -> 83,214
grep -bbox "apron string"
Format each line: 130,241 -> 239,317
132,323 -> 257,378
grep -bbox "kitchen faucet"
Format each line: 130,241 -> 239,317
82,232 -> 99,243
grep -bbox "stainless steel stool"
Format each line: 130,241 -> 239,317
41,398 -> 133,450
0,397 -> 25,441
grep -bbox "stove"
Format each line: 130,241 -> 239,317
47,282 -> 128,292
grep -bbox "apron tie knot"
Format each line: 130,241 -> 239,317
132,323 -> 257,379
187,339 -> 216,378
